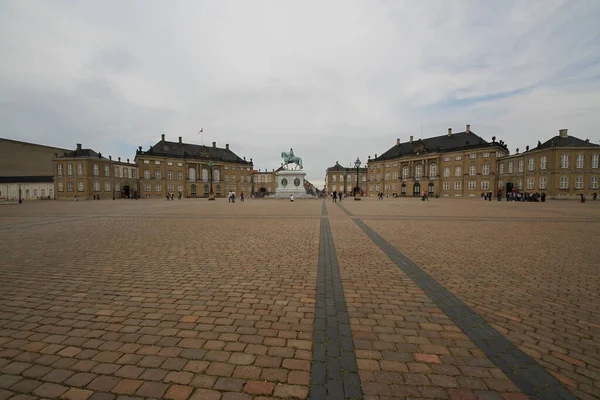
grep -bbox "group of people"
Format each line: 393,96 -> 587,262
228,191 -> 244,203
580,193 -> 598,203
165,192 -> 182,201
330,190 -> 344,202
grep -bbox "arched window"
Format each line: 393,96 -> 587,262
188,167 -> 196,181
429,164 -> 437,177
202,168 -> 208,182
402,166 -> 409,179
214,169 -> 220,182
415,165 -> 423,179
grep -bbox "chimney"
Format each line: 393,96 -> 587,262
161,134 -> 165,142
466,124 -> 471,133
109,155 -> 112,160
448,128 -> 452,136
396,138 -> 400,145
178,136 -> 182,144
250,158 -> 253,163
226,144 -> 229,151
409,136 -> 413,143
76,143 -> 82,151
98,152 -> 102,159
212,141 -> 216,148
559,129 -> 568,137
127,158 -> 129,163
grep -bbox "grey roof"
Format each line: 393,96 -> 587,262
139,140 -> 252,164
373,131 -> 507,162
59,148 -> 106,159
327,161 -> 367,172
536,135 -> 600,150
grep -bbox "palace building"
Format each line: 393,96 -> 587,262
364,125 -> 509,197
325,162 -> 368,196
498,129 -> 599,198
134,134 -> 254,198
53,144 -> 139,200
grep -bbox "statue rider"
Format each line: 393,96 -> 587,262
289,148 -> 294,158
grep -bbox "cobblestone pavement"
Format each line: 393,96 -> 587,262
0,198 -> 598,399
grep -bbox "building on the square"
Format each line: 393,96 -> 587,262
135,134 -> 253,198
252,167 -> 280,197
53,144 -> 139,200
325,161 -> 368,196
497,129 -> 599,198
364,125 -> 509,197
0,138 -> 71,201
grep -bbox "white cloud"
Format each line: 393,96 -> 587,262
1,0 -> 599,188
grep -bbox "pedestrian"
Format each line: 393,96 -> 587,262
240,192 -> 244,202
231,192 -> 236,203
421,190 -> 426,201
178,192 -> 182,200
580,193 -> 586,203
338,192 -> 342,202
593,192 -> 597,201
333,190 -> 337,202
290,194 -> 294,202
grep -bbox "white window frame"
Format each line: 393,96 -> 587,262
429,164 -> 437,177
67,164 -> 73,176
454,181 -> 461,190
443,182 -> 450,191
168,171 -> 174,180
144,170 -> 150,179
483,152 -> 490,158
155,183 -> 162,192
454,166 -> 462,177
469,165 -> 476,176
469,154 -> 477,159
560,176 -> 568,189
402,166 -> 409,179
104,182 -> 111,192
93,164 -> 99,176
67,181 -> 74,192
78,181 -> 84,192
575,176 -> 584,189
528,158 -> 534,171
508,162 -> 513,174
481,180 -> 489,190
576,154 -> 584,169
78,163 -> 84,176
132,169 -> 137,178
144,183 -> 151,192
518,160 -> 524,173
560,154 -> 569,169
539,176 -> 547,190
415,165 -> 423,179
93,181 -> 100,192
177,184 -> 184,192
468,181 -> 476,190
58,182 -> 64,192
104,165 -> 110,176
527,178 -> 534,190
155,170 -> 161,179
592,155 -> 599,169
499,163 -> 504,175
455,155 -> 462,161
540,156 -> 547,170
591,176 -> 599,189
482,164 -> 489,175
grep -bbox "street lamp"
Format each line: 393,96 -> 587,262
208,160 -> 215,201
354,157 -> 361,201
18,185 -> 22,204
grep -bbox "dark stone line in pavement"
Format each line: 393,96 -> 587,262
309,201 -> 363,400
351,216 -> 577,400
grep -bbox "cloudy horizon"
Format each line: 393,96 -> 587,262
1,0 -> 599,188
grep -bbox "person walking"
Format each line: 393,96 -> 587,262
290,194 -> 294,202
338,192 -> 343,202
240,192 -> 245,202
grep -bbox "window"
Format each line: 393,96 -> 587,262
362,175 -> 366,182
144,160 -> 150,164
144,184 -> 151,192
177,184 -> 184,192
33,189 -> 37,197
517,179 -> 523,190
68,181 -> 74,192
539,177 -> 547,190
591,177 -> 599,189
384,172 -> 390,180
527,178 -> 534,190
560,176 -> 568,189
113,166 -> 119,177
498,179 -> 504,189
156,184 -> 162,192
454,166 -> 462,177
481,181 -> 489,190
455,155 -> 462,161
429,164 -> 437,177
78,182 -> 84,192
508,161 -> 513,173
115,184 -> 120,191
483,152 -> 490,158
168,184 -> 174,192
178,162 -> 183,167
401,184 -> 406,194
188,167 -> 196,181
540,156 -> 547,170
104,165 -> 110,176
575,176 -> 584,189
178,171 -> 183,180
454,181 -> 461,190
528,158 -> 534,171
469,154 -> 477,159
68,164 -> 73,176
415,165 -> 423,179
332,175 -> 337,183
443,167 -> 450,177
214,170 -> 220,181
443,182 -> 450,191
469,165 -> 476,176
482,164 -> 489,175
58,182 -> 64,192
499,163 -> 504,175
168,162 -> 173,166
339,175 -> 344,182
444,157 -> 450,162
402,166 -> 409,179
392,171 -> 398,179
104,182 -> 111,192
93,164 -> 99,176
375,184 -> 380,192
154,160 -> 161,165
58,164 -> 64,176
518,160 -> 523,173
77,163 -> 83,176
592,155 -> 599,169
202,168 -> 208,182
168,171 -> 173,180
560,154 -> 569,168
144,170 -> 150,179
49,189 -> 53,197
468,181 -> 476,190
93,181 -> 100,192
576,154 -> 584,168
123,168 -> 128,179
154,170 -> 161,179
131,169 -> 137,178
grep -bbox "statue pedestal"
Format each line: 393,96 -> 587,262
270,170 -> 311,199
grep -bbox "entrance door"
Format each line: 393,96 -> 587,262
123,185 -> 130,198
506,182 -> 514,193
413,183 -> 421,196
428,183 -> 434,195
216,185 -> 221,196
191,184 -> 197,197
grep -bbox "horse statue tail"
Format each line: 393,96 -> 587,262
298,158 -> 303,169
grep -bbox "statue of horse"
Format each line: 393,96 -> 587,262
281,151 -> 303,170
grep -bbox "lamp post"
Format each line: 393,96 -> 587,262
354,157 -> 361,201
208,160 -> 215,200
18,185 -> 22,204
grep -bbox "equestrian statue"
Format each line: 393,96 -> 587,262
281,148 -> 303,170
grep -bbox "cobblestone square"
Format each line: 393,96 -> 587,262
1,198 -> 599,399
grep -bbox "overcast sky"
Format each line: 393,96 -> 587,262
1,1 -> 599,187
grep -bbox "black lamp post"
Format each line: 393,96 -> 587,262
18,185 -> 22,204
208,160 -> 215,200
354,157 -> 361,201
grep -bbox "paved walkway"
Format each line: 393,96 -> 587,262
0,198 -> 599,399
